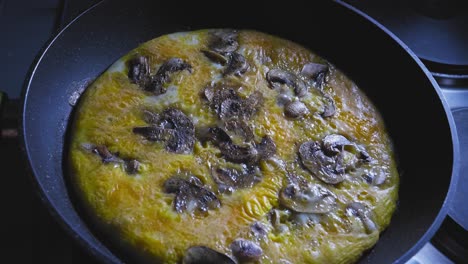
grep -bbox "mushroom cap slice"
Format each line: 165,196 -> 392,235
208,30 -> 239,54
224,52 -> 249,76
183,246 -> 235,264
145,58 -> 192,95
266,69 -> 308,97
135,108 -> 195,154
230,238 -> 263,262
301,62 -> 328,80
201,49 -> 228,65
299,141 -> 345,184
163,176 -> 220,214
127,55 -> 150,85
279,183 -> 336,213
211,165 -> 262,193
346,202 -> 378,233
284,101 -> 308,118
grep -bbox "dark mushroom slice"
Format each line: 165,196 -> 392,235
124,159 -> 140,175
208,29 -> 239,54
321,95 -> 336,118
224,52 -> 249,76
301,62 -> 329,89
127,55 -> 150,85
243,91 -> 264,117
230,238 -> 263,262
266,69 -> 308,97
256,136 -> 277,160
301,62 -> 328,80
250,221 -> 269,239
145,58 -> 192,95
279,183 -> 336,213
299,135 -> 372,184
134,108 -> 195,154
201,49 -> 228,65
218,141 -> 259,164
299,141 -> 345,184
203,81 -> 264,120
142,110 -> 160,124
223,119 -> 255,143
362,168 -> 387,186
219,92 -> 263,120
322,134 -> 372,163
346,202 -> 378,233
205,127 -> 275,164
284,101 -> 308,118
211,165 -> 262,193
132,126 -> 175,142
183,246 -> 235,264
163,176 -> 220,214
322,134 -> 352,155
92,145 -> 120,163
83,144 -> 142,175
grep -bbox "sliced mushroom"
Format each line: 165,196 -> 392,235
209,129 -> 275,164
83,144 -> 142,175
218,141 -> 259,164
183,246 -> 235,264
230,239 -> 263,262
92,145 -> 120,163
132,126 -> 175,141
322,134 -> 352,155
224,52 -> 249,76
284,101 -> 308,118
257,136 -> 277,160
301,63 -> 328,81
124,159 -> 140,174
163,176 -> 220,214
323,134 -> 372,163
346,202 -> 378,233
203,81 -> 263,120
127,55 -> 150,85
279,183 -> 336,213
211,165 -> 262,193
321,95 -> 336,118
145,58 -> 192,95
133,108 -> 195,154
299,141 -> 345,184
362,168 -> 387,186
250,221 -> 268,239
142,110 -> 160,124
223,119 -> 255,144
201,49 -> 228,65
277,93 -> 293,106
301,62 -> 329,89
299,135 -> 371,184
266,69 -> 308,97
208,30 -> 239,54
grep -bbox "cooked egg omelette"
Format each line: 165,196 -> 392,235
69,29 -> 399,264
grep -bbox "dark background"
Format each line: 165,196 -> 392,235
1,1 -> 100,262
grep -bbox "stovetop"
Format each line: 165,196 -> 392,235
0,0 -> 466,263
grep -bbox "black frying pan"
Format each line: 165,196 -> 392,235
9,0 -> 460,263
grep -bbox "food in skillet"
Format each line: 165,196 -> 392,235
68,29 -> 399,263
